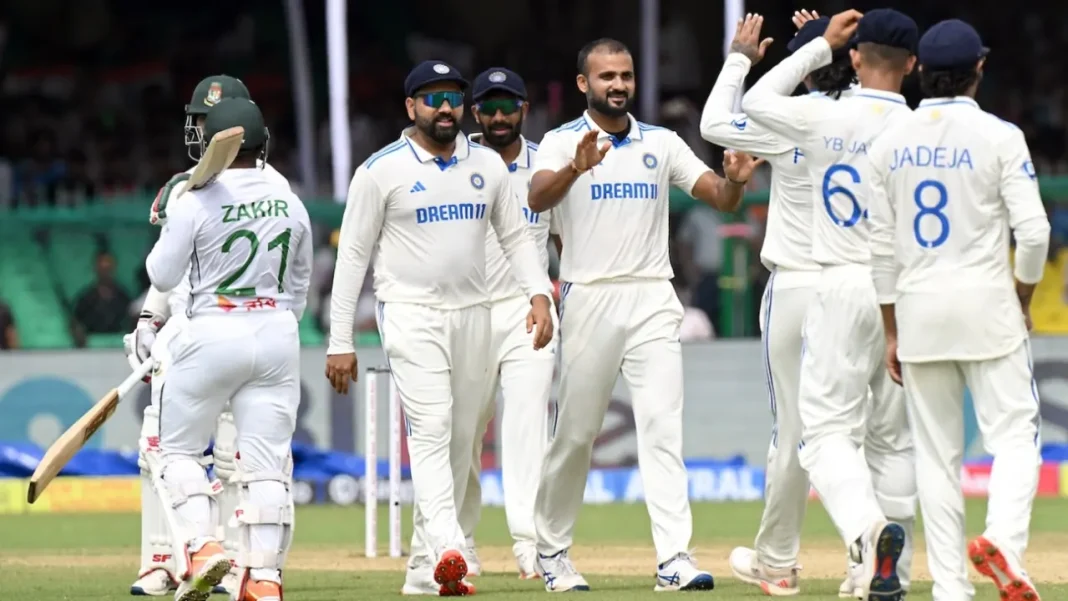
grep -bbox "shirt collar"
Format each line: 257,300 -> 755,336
582,110 -> 644,145
853,87 -> 908,105
918,96 -> 979,109
401,127 -> 472,171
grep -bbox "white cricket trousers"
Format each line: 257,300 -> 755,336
459,295 -> 556,549
797,264 -> 915,546
754,268 -> 819,569
902,342 -> 1041,601
377,302 -> 492,559
156,311 -> 299,564
534,279 -> 691,564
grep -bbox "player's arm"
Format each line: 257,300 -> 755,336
491,167 -> 554,301
1000,129 -> 1052,318
867,144 -> 899,327
700,53 -> 795,156
741,37 -> 834,145
528,132 -> 587,213
327,165 -> 386,356
287,203 -> 315,321
667,132 -> 754,213
145,194 -> 200,292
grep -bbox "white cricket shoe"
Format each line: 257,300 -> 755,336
839,553 -> 863,599
537,549 -> 590,592
130,569 -> 176,596
401,555 -> 476,596
514,541 -> 540,580
212,570 -> 238,596
464,544 -> 482,577
856,521 -> 906,601
728,547 -> 799,596
173,541 -> 231,601
655,552 -> 715,592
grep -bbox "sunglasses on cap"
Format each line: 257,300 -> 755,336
415,91 -> 464,109
476,98 -> 523,116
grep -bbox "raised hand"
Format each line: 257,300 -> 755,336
573,130 -> 611,172
792,9 -> 820,30
729,13 -> 774,65
823,9 -> 864,50
723,150 -> 766,184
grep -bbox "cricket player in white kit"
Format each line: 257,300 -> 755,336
454,67 -> 556,580
527,38 -> 763,593
125,75 -> 294,598
869,20 -> 1048,601
145,98 -> 312,601
325,61 -> 555,597
701,13 -> 861,596
742,10 -> 919,600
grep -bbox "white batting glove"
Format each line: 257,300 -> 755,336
124,312 -> 165,382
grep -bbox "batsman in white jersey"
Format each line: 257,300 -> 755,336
145,98 -> 312,601
527,38 -> 762,593
869,20 -> 1048,601
742,10 -> 919,600
325,61 -> 554,597
453,67 -> 556,581
703,12 -> 867,596
124,74 -> 294,598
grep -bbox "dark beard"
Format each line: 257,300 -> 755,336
416,114 -> 459,145
588,90 -> 633,117
479,117 -> 523,148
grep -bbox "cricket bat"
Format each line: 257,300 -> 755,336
27,360 -> 155,504
187,126 -> 245,190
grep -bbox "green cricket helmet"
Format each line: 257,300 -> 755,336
184,75 -> 251,160
202,97 -> 270,164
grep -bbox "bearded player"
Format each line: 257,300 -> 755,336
456,67 -> 555,580
125,75 -> 295,597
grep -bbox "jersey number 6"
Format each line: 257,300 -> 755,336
913,180 -> 949,249
216,228 -> 293,296
822,164 -> 866,227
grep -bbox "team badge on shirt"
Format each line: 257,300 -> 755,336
470,173 -> 485,189
642,153 -> 658,169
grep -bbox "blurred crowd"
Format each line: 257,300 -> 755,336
1,0 -> 1068,348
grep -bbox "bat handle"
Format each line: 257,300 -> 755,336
119,361 -> 155,397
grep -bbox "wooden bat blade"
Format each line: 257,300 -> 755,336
27,360 -> 153,504
187,126 -> 245,190
27,389 -> 120,503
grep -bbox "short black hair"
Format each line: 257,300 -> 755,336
577,38 -> 630,76
858,42 -> 912,70
919,65 -> 980,98
809,57 -> 857,99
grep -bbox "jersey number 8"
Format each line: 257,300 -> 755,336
913,180 -> 949,249
216,228 -> 292,296
822,164 -> 867,227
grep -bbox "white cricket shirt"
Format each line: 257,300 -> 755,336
868,96 -> 1051,362
146,168 -> 314,319
471,134 -> 554,303
743,37 -> 913,268
535,111 -> 709,284
327,129 -> 553,355
702,52 -> 855,274
163,161 -> 291,317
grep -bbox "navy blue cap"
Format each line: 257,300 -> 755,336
918,19 -> 989,69
788,17 -> 849,60
472,68 -> 527,102
853,8 -> 919,53
404,60 -> 468,98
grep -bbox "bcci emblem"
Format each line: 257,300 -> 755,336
642,153 -> 658,169
205,82 -> 223,106
488,71 -> 507,83
470,173 -> 485,190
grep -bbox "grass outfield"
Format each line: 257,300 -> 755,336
2,499 -> 1066,599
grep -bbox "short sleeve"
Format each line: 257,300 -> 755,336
531,132 -> 573,174
667,132 -> 711,196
